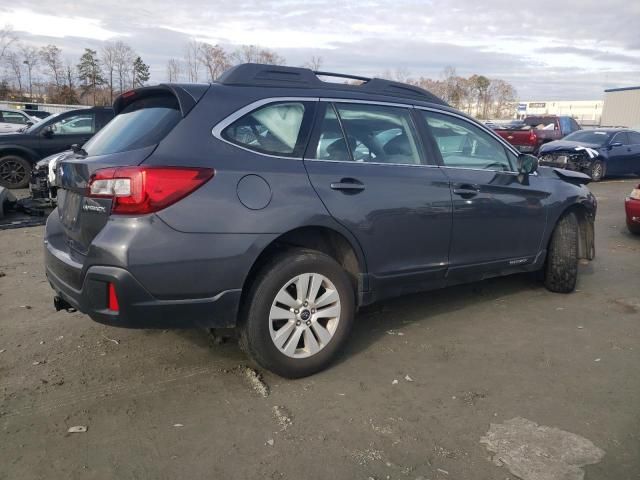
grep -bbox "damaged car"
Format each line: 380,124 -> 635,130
538,129 -> 640,181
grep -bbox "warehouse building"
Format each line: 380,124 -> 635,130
600,87 -> 640,128
516,100 -> 603,126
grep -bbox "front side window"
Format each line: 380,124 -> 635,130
222,102 -> 306,156
313,103 -> 423,165
49,113 -> 96,135
612,132 -> 629,145
2,111 -> 29,124
628,131 -> 640,145
422,111 -> 513,171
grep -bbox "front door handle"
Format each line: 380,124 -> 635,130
330,179 -> 365,192
452,184 -> 480,197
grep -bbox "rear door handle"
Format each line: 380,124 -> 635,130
452,184 -> 480,197
330,179 -> 365,192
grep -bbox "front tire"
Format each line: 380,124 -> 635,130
544,213 -> 579,293
0,155 -> 31,189
588,160 -> 605,182
239,248 -> 355,378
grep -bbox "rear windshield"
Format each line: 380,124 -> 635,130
83,93 -> 181,156
523,117 -> 557,129
563,130 -> 612,145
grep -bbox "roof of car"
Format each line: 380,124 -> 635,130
216,63 -> 449,107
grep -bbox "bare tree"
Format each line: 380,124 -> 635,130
304,55 -> 323,71
199,43 -> 230,81
40,44 -> 64,89
184,40 -> 201,82
5,50 -> 23,94
166,58 -> 182,82
20,45 -> 39,99
113,41 -> 135,93
101,42 -> 117,103
0,24 -> 16,60
231,45 -> 285,65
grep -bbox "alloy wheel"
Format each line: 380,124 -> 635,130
268,273 -> 341,359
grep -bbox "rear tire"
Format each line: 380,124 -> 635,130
628,222 -> 640,235
0,155 -> 31,189
239,248 -> 355,378
588,160 -> 605,182
544,213 -> 579,293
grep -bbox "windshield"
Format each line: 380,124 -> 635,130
83,93 -> 181,156
563,130 -> 612,145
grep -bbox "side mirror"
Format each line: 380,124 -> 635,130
609,142 -> 623,149
42,125 -> 54,138
518,153 -> 538,175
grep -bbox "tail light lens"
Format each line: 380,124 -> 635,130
88,166 -> 214,214
529,129 -> 538,144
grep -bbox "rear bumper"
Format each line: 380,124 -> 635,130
46,250 -> 241,328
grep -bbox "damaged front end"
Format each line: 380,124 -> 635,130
538,146 -> 599,174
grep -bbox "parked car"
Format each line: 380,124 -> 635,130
45,64 -> 596,378
21,109 -> 51,120
492,115 -> 581,154
625,184 -> 640,234
0,107 -> 114,188
538,129 -> 640,181
0,109 -> 38,135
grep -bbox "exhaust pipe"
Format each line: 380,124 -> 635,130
54,296 -> 77,313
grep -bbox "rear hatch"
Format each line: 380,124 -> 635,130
55,85 -> 208,254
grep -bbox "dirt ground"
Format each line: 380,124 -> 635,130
1,179 -> 639,480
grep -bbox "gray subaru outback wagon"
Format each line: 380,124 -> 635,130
45,63 -> 596,377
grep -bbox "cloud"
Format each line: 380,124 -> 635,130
2,0 -> 639,99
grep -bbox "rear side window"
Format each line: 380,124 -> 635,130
222,102 -> 306,157
83,94 -> 181,156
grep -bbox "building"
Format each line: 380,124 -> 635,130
516,100 -> 603,126
600,87 -> 640,128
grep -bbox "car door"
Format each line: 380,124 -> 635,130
626,131 -> 640,174
303,101 -> 452,298
38,111 -> 97,157
418,109 -> 548,280
607,132 -> 635,175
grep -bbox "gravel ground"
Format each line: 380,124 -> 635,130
1,179 -> 639,480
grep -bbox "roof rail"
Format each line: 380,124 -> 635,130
217,63 -> 447,106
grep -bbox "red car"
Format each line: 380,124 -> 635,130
625,184 -> 640,235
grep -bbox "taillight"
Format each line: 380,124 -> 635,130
88,166 -> 214,214
529,129 -> 538,144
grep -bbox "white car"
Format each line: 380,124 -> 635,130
0,109 -> 38,134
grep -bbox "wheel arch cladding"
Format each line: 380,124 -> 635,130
240,225 -> 366,309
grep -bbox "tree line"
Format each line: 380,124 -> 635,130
0,26 -> 150,105
1,25 -> 517,118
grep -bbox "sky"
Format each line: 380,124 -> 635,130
2,0 -> 640,100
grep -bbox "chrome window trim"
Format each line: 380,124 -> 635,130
211,96 -> 320,160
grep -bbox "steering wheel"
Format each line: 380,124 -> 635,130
485,162 -> 508,171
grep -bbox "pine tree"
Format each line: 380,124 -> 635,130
77,48 -> 104,105
132,56 -> 150,88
